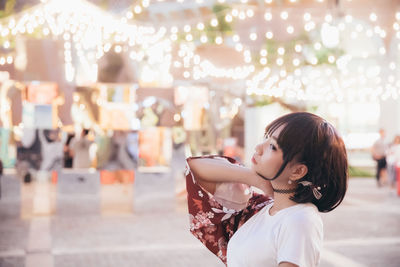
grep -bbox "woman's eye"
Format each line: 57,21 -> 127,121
269,144 -> 277,151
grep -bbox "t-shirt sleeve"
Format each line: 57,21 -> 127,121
185,156 -> 271,264
276,212 -> 323,267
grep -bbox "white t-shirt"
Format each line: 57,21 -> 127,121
227,201 -> 323,267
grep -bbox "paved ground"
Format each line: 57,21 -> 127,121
0,155 -> 400,267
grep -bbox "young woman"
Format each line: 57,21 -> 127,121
185,112 -> 348,267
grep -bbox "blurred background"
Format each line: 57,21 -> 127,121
0,0 -> 399,266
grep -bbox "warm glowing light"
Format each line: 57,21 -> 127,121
235,43 -> 243,51
114,45 -> 122,53
304,13 -> 311,21
197,23 -> 204,30
325,14 -> 332,22
264,12 -> 272,21
314,42 -> 322,50
3,41 -> 10,49
260,49 -> 267,56
211,18 -> 218,27
369,13 -> 377,22
260,58 -> 267,65
225,14 -> 233,22
134,5 -> 142,14
126,11 -> 133,19
287,26 -> 294,34
250,32 -> 257,41
185,34 -> 193,41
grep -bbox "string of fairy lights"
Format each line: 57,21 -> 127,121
0,0 -> 399,102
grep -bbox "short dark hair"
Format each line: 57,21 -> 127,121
266,112 -> 348,212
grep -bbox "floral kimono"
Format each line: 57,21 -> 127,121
185,156 -> 272,265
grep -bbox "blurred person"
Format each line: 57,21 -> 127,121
16,129 -> 42,183
386,135 -> 400,189
63,133 -> 75,168
70,129 -> 93,169
186,112 -> 347,267
371,129 -> 387,187
39,129 -> 63,171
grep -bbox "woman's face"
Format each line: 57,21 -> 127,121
251,125 -> 292,183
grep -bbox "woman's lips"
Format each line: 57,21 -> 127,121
251,156 -> 257,164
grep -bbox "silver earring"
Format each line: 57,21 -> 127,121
288,179 -> 293,185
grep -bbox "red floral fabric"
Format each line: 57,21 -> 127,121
185,156 -> 272,265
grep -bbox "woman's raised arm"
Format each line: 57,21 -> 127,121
187,157 -> 273,195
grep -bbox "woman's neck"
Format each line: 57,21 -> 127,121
270,192 -> 297,215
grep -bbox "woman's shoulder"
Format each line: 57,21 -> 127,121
284,203 -> 322,226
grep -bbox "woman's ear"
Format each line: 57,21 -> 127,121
290,163 -> 308,181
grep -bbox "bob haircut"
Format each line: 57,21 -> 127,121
265,112 -> 348,212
